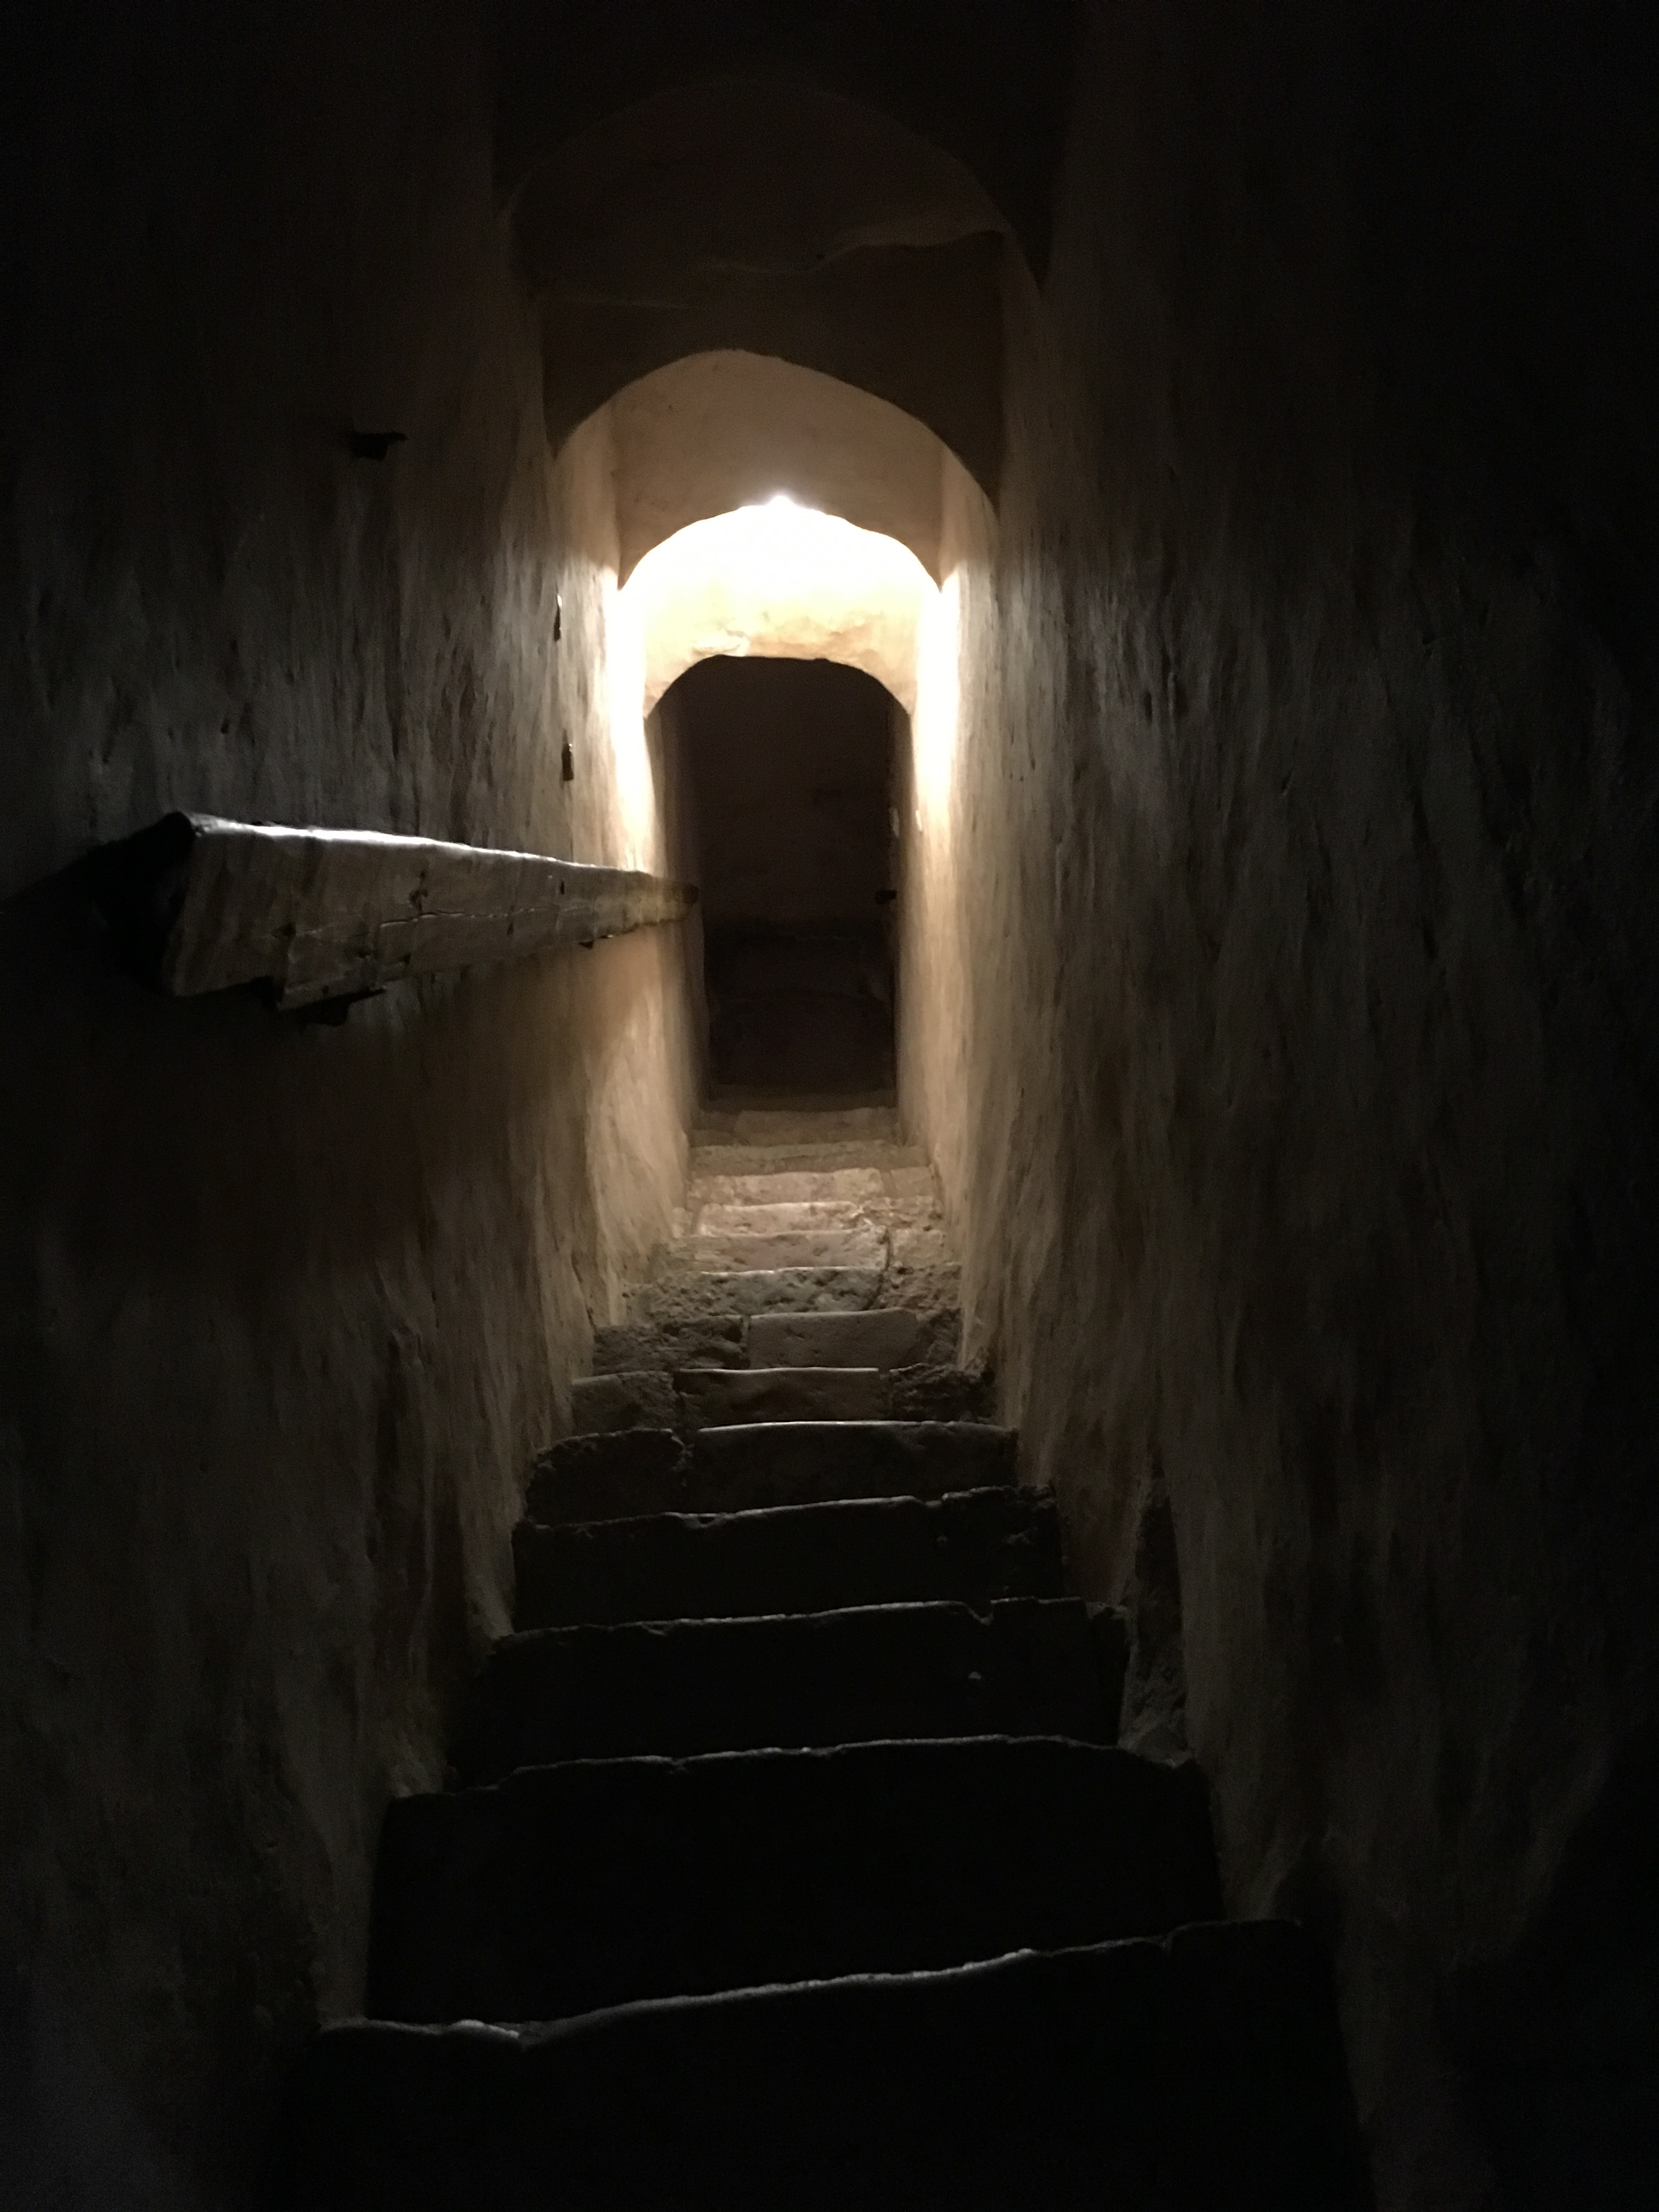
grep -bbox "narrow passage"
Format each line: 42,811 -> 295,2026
286,1108 -> 1369,2203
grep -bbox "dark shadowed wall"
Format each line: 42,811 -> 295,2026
0,3 -> 697,2203
901,3 -> 1659,2203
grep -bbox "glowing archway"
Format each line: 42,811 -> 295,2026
617,500 -> 937,719
610,353 -> 950,586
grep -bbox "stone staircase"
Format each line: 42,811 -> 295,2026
572,1102 -> 983,1431
280,1107 -> 1370,2207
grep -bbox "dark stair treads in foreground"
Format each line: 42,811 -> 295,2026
283,1923 -> 1372,2212
673,1363 -> 892,1426
365,1737 -> 1222,2023
526,1420 -> 1016,1528
454,1597 -> 1127,1778
512,1486 -> 1062,1629
690,1417 -> 1014,1505
527,1431 -> 690,1525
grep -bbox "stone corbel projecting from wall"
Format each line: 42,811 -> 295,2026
91,812 -> 697,1015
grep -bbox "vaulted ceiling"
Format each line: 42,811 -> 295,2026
495,1 -> 1079,567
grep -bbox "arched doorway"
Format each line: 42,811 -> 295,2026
662,653 -> 900,1097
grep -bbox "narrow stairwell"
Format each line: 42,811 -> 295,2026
282,1108 -> 1370,2207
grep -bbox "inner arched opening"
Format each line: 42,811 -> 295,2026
611,494 -> 938,1104
663,656 -> 899,1099
578,345 -> 984,1112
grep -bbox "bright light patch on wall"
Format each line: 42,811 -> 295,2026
602,571 -> 658,872
619,500 -> 937,715
912,564 -> 964,831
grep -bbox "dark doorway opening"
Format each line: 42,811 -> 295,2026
666,656 -> 898,1098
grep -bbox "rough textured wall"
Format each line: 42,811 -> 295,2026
911,3 -> 1659,2204
0,3 -> 695,2202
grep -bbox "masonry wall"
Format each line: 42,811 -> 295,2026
905,3 -> 1659,2203
0,3 -> 696,2202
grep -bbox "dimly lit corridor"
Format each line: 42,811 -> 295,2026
668,656 -> 898,1097
3,2 -> 1658,2207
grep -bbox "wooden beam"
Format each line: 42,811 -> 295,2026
91,813 -> 697,1011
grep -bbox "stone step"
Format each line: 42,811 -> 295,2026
630,1265 -> 883,1324
690,1142 -> 928,1177
366,1739 -> 1222,2024
880,1260 -> 962,1316
675,1366 -> 890,1426
690,1199 -> 882,1234
691,1420 -> 1015,1507
686,1199 -> 938,1242
591,1307 -> 963,1376
568,1373 -> 677,1435
455,1599 -> 1126,1780
284,1925 -> 1372,2210
527,1432 -> 691,1523
529,1423 -> 1017,1525
513,1486 -> 1062,1629
672,1366 -> 997,1429
695,1105 -> 901,1146
621,1367 -> 1006,1433
687,1164 -> 936,1207
592,1318 -> 746,1374
747,1307 -> 958,1369
680,1226 -> 890,1273
572,1369 -> 996,1443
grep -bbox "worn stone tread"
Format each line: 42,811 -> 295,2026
366,1737 -> 1222,2022
746,1305 -> 958,1369
690,1419 -> 1015,1508
682,1197 -> 940,1244
512,1486 -> 1062,1629
592,1318 -> 745,1374
455,1598 -> 1124,1778
695,1106 -> 901,1145
528,1421 -> 1013,1523
632,1265 -> 883,1323
689,1142 -> 928,1176
680,1226 -> 890,1273
283,1923 -> 1371,2210
688,1165 -> 936,1206
595,1317 -> 964,1383
675,1365 -> 891,1427
690,1199 -> 891,1235
527,1432 -> 691,1526
567,1372 -> 676,1435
